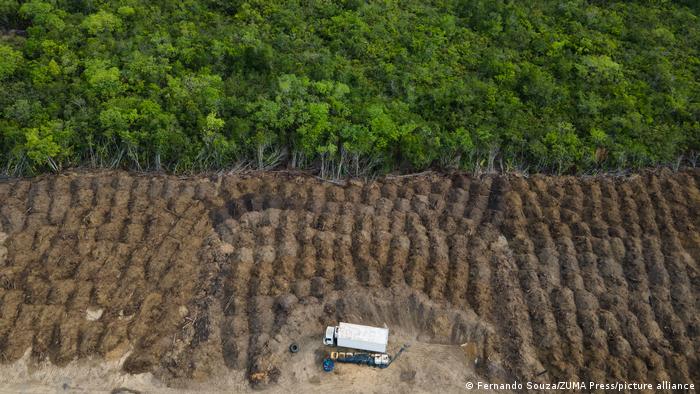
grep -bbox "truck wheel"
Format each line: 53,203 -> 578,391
289,343 -> 299,353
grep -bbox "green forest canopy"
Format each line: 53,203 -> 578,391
1,0 -> 699,175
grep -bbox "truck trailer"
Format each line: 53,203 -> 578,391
323,322 -> 389,353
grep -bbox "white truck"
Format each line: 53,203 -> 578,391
323,322 -> 389,353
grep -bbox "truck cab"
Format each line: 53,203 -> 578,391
324,326 -> 336,345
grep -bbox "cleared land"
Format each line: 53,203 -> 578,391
0,169 -> 698,392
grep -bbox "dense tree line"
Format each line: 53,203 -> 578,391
1,0 -> 698,175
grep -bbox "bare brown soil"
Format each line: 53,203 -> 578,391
0,169 -> 698,391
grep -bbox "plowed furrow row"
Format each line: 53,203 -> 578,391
505,180 -> 569,380
660,176 -> 700,279
445,233 -> 469,306
350,210 -> 374,286
487,229 -> 543,381
646,175 -> 699,334
627,180 -> 691,355
542,181 -> 597,382
597,182 -> 654,380
404,213 -> 429,291
383,230 -> 409,287
580,180 -> 640,381
465,237 -> 492,321
617,181 -> 690,380
616,193 -> 668,348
